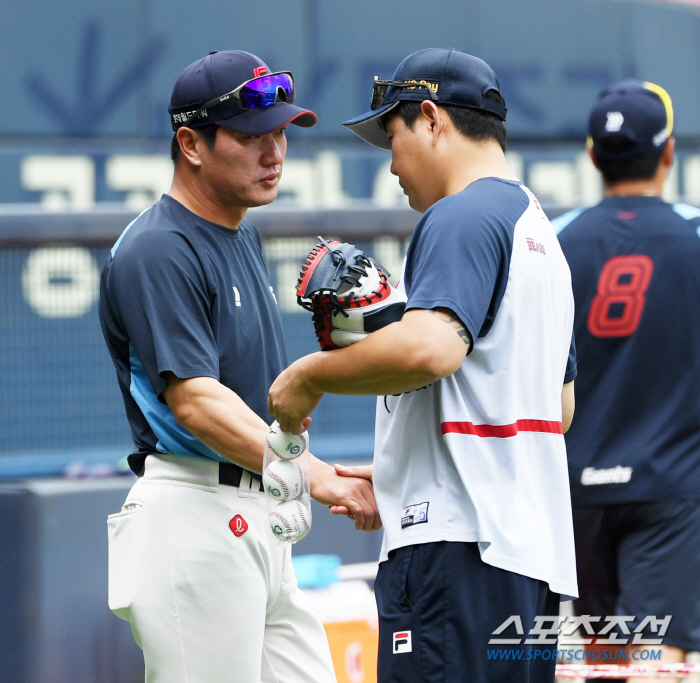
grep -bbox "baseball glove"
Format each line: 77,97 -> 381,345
296,236 -> 407,350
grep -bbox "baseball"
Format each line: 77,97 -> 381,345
263,459 -> 305,502
266,423 -> 308,460
269,500 -> 312,542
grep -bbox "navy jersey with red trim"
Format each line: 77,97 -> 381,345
99,194 -> 286,475
554,197 -> 700,505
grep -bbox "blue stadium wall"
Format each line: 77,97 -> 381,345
2,0 -> 700,204
2,0 -> 700,140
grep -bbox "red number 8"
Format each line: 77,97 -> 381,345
587,255 -> 654,338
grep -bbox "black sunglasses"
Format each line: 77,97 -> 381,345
371,76 -> 439,110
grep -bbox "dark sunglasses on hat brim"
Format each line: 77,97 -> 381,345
182,71 -> 296,126
371,76 -> 438,110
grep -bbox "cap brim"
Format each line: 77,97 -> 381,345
218,103 -> 317,135
342,101 -> 401,150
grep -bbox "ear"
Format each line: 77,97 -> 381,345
176,127 -> 205,168
420,100 -> 445,143
587,145 -> 600,170
662,137 -> 675,168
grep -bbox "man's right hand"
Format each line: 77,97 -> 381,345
328,464 -> 376,522
309,458 -> 381,532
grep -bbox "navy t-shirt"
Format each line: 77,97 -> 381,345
99,194 -> 287,474
555,197 -> 700,504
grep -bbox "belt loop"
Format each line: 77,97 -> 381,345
237,470 -> 259,499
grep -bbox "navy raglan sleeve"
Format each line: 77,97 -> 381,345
404,202 -> 513,344
111,230 -> 219,399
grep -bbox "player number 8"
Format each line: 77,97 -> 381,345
587,255 -> 654,338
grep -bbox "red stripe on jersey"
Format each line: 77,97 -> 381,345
441,419 -> 563,438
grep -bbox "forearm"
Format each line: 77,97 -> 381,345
562,380 -> 575,433
301,312 -> 466,397
302,328 -> 437,397
269,308 -> 468,435
164,375 -> 268,473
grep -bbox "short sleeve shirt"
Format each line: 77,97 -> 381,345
373,179 -> 578,598
555,197 -> 700,505
99,195 -> 286,474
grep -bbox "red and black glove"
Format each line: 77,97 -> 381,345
296,237 -> 407,351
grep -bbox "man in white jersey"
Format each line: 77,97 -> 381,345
269,48 -> 577,682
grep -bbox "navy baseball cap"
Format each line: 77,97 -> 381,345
343,48 -> 506,149
588,80 -> 674,162
169,50 -> 317,135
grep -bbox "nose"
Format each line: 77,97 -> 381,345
390,161 -> 397,176
262,132 -> 285,165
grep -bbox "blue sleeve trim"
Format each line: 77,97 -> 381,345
111,207 -> 152,256
551,208 -> 585,235
129,344 -> 227,463
672,203 -> 700,221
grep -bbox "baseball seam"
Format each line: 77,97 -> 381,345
266,433 -> 308,458
295,502 -> 310,530
270,511 -> 293,532
267,469 -> 291,498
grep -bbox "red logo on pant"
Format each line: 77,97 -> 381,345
229,515 -> 248,537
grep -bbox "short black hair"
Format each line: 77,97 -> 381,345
595,136 -> 665,184
170,124 -> 219,163
379,90 -> 507,151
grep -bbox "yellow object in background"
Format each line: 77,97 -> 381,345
323,620 -> 378,683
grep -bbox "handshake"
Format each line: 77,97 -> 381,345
262,421 -> 380,539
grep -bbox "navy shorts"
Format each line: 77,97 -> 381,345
573,499 -> 700,651
374,541 -> 561,683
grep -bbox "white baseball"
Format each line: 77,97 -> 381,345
266,423 -> 308,460
263,459 -> 305,502
269,500 -> 312,542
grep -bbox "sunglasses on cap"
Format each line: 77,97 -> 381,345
182,71 -> 296,126
371,76 -> 438,110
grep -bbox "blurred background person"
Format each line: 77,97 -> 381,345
555,80 -> 700,680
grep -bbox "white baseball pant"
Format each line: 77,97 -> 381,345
107,453 -> 337,683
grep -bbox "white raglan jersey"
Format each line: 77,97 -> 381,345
373,178 -> 578,598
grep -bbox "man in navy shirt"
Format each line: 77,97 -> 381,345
555,80 -> 700,674
99,50 -> 379,683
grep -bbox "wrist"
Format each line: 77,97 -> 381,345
295,352 -> 328,395
309,455 -> 332,502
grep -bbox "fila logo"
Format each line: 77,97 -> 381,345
605,111 -> 624,132
393,631 -> 412,654
232,287 -> 241,307
401,502 -> 429,529
253,66 -> 267,78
